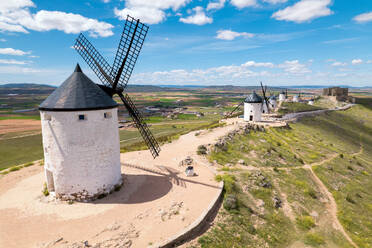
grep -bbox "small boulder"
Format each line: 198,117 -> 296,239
224,194 -> 238,210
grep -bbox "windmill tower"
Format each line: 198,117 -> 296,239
243,91 -> 263,122
39,16 -> 160,201
293,94 -> 299,102
269,95 -> 277,109
225,83 -> 266,121
279,90 -> 286,102
39,64 -> 122,200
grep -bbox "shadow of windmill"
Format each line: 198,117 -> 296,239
122,163 -> 221,190
91,163 -> 221,205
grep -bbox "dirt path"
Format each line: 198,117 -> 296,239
305,164 -> 357,247
0,118 -> 241,248
237,139 -> 359,247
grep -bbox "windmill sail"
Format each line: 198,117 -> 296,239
260,82 -> 270,114
118,92 -> 160,158
74,16 -> 160,158
74,34 -> 113,88
225,100 -> 244,118
111,15 -> 149,90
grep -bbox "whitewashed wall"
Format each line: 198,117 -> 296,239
279,93 -> 286,101
40,108 -> 121,200
244,102 -> 262,122
269,99 -> 277,109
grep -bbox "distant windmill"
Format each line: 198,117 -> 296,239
260,82 -> 270,114
279,89 -> 286,102
225,83 -> 267,122
74,15 -> 160,158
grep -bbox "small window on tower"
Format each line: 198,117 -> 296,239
44,114 -> 51,121
104,112 -> 112,119
78,114 -> 86,121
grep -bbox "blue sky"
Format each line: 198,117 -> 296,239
0,0 -> 372,86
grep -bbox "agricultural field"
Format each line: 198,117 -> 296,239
196,97 -> 372,248
0,86 -> 248,170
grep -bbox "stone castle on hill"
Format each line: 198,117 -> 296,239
322,87 -> 355,103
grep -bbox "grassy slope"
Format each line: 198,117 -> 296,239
197,98 -> 372,248
0,114 -> 222,170
278,102 -> 323,115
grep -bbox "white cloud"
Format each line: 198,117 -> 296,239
0,0 -> 113,37
263,0 -> 288,3
230,0 -> 257,9
278,60 -> 311,74
331,62 -> 347,67
180,7 -> 213,25
216,29 -> 254,40
207,0 -> 226,11
114,0 -> 190,24
130,59 -> 313,85
102,0 -> 110,3
0,47 -> 30,56
0,59 -> 27,65
272,0 -> 333,23
0,65 -> 46,74
351,59 -> 363,65
353,12 -> 372,23
0,38 -> 6,42
114,7 -> 165,24
242,61 -> 274,68
0,0 -> 35,11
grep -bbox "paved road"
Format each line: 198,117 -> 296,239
280,104 -> 354,121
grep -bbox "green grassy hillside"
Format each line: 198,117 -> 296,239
197,98 -> 372,248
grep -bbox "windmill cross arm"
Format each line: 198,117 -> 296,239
74,33 -> 114,88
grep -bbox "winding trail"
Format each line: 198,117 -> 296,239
236,115 -> 362,247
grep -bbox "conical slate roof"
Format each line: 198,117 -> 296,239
39,64 -> 118,111
244,91 -> 263,103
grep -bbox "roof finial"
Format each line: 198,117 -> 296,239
74,63 -> 82,73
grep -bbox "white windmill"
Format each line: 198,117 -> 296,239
269,95 -> 277,109
243,91 -> 263,121
225,83 -> 268,122
279,90 -> 286,101
39,16 -> 161,201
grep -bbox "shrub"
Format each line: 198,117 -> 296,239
339,153 -> 344,158
298,158 -> 305,164
197,145 -> 207,155
347,165 -> 353,171
304,233 -> 325,246
346,195 -> 355,204
23,162 -> 34,167
305,188 -> 317,199
9,166 -> 20,172
42,183 -> 49,196
216,174 -> 236,194
296,216 -> 316,230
